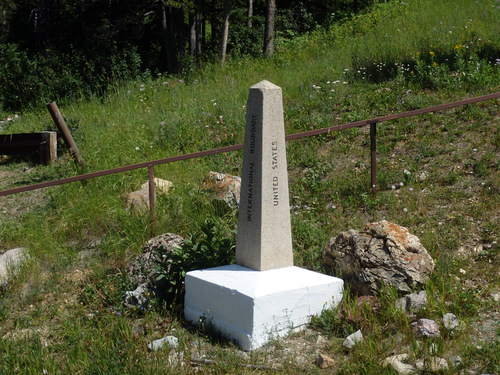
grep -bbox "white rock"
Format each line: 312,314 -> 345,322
415,357 -> 448,372
442,313 -> 459,330
418,171 -> 428,181
0,248 -> 29,282
140,178 -> 173,195
382,354 -> 417,375
343,330 -> 363,349
449,355 -> 462,367
148,335 -> 179,351
123,284 -> 150,309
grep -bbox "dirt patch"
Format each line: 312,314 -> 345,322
0,166 -> 48,228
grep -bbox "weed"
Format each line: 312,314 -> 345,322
462,340 -> 500,374
473,153 -> 496,177
80,269 -> 132,311
154,219 -> 236,310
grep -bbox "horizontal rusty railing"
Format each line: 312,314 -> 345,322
1,92 -> 499,208
284,91 -> 500,140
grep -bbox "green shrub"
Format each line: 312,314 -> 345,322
0,43 -> 143,112
154,219 -> 236,309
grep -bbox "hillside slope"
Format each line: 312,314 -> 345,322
0,0 -> 499,373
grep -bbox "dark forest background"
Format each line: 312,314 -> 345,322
0,0 -> 381,112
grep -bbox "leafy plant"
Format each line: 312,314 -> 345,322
154,219 -> 236,309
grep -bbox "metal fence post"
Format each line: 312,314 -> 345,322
370,121 -> 377,196
148,165 -> 156,222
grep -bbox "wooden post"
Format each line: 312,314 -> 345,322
40,131 -> 57,165
370,121 -> 377,196
47,101 -> 85,165
148,165 -> 156,222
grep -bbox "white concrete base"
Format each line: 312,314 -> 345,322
184,265 -> 343,350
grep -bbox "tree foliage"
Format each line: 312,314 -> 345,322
0,0 -> 382,111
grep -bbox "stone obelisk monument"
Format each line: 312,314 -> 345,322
235,80 -> 293,271
184,81 -> 343,350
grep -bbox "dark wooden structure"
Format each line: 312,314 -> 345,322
0,132 -> 57,164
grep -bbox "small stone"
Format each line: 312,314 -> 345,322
201,171 -> 241,209
125,179 -> 173,212
415,357 -> 448,372
343,330 -> 363,349
449,356 -> 462,368
382,354 -> 417,375
315,353 -> 335,369
140,178 -> 173,195
125,187 -> 150,212
411,318 -> 440,338
442,313 -> 459,331
123,284 -> 150,309
316,334 -> 327,346
148,335 -> 179,351
395,291 -> 428,314
418,171 -> 428,181
0,247 -> 29,282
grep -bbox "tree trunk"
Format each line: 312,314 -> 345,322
220,0 -> 230,64
196,11 -> 202,55
189,12 -> 196,56
189,9 -> 203,57
263,0 -> 275,55
247,0 -> 253,28
159,3 -> 175,74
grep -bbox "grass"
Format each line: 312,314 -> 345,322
1,0 -> 499,373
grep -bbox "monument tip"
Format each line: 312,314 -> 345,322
251,80 -> 280,90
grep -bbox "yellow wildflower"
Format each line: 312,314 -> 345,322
454,44 -> 462,50
429,51 -> 435,56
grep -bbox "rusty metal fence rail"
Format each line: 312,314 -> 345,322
1,92 -> 499,219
